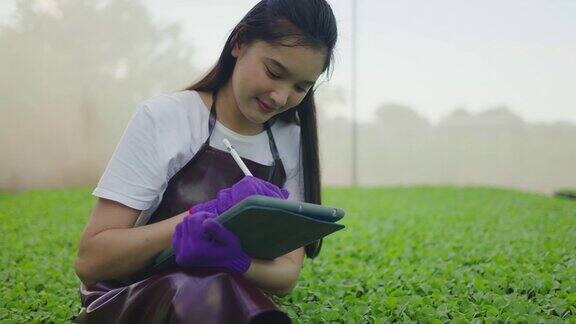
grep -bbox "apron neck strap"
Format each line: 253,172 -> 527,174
207,90 -> 282,162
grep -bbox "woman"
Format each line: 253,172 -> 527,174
73,0 -> 338,322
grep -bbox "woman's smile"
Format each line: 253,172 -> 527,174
256,98 -> 274,114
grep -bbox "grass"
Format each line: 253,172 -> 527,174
0,186 -> 575,322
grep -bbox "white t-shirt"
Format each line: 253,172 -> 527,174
92,90 -> 304,226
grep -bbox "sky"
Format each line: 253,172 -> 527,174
1,0 -> 575,124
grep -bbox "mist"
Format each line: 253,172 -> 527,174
1,0 -> 575,195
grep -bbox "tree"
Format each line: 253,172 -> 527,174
0,0 -> 198,190
374,103 -> 430,130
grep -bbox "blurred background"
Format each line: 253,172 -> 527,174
1,0 -> 575,194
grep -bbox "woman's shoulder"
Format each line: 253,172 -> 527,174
139,90 -> 206,125
271,118 -> 301,163
137,90 -> 208,158
271,118 -> 301,140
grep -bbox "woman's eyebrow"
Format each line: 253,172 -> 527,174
267,58 -> 315,86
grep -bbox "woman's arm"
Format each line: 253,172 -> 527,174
243,246 -> 305,297
76,198 -> 306,296
74,198 -> 188,287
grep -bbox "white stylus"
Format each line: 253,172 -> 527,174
223,138 -> 253,176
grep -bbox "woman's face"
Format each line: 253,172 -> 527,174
231,39 -> 326,125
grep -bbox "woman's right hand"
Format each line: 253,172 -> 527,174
190,176 -> 290,215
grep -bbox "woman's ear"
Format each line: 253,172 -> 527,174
231,34 -> 242,58
231,43 -> 240,58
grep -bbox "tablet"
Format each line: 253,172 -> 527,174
119,196 -> 345,285
219,195 -> 345,223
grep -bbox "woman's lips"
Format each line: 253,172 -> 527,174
256,98 -> 273,113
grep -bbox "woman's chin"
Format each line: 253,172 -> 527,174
240,109 -> 268,128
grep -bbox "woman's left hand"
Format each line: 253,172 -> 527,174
172,211 -> 252,274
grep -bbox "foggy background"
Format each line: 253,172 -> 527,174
1,0 -> 575,194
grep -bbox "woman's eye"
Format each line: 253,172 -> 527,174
266,68 -> 280,79
266,66 -> 307,93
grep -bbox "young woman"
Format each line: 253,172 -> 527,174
73,0 -> 337,322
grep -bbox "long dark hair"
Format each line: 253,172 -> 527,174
181,0 -> 337,259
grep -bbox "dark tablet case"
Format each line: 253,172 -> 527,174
118,196 -> 345,285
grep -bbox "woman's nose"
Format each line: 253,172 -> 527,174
269,86 -> 290,108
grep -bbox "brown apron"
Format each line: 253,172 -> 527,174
75,90 -> 291,324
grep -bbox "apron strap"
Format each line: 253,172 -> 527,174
206,90 -> 283,181
264,122 -> 281,162
194,91 -> 219,151
207,91 -> 218,137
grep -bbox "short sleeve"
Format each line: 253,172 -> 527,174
92,103 -> 166,210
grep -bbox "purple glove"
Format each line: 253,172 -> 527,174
190,176 -> 290,215
172,211 -> 251,274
